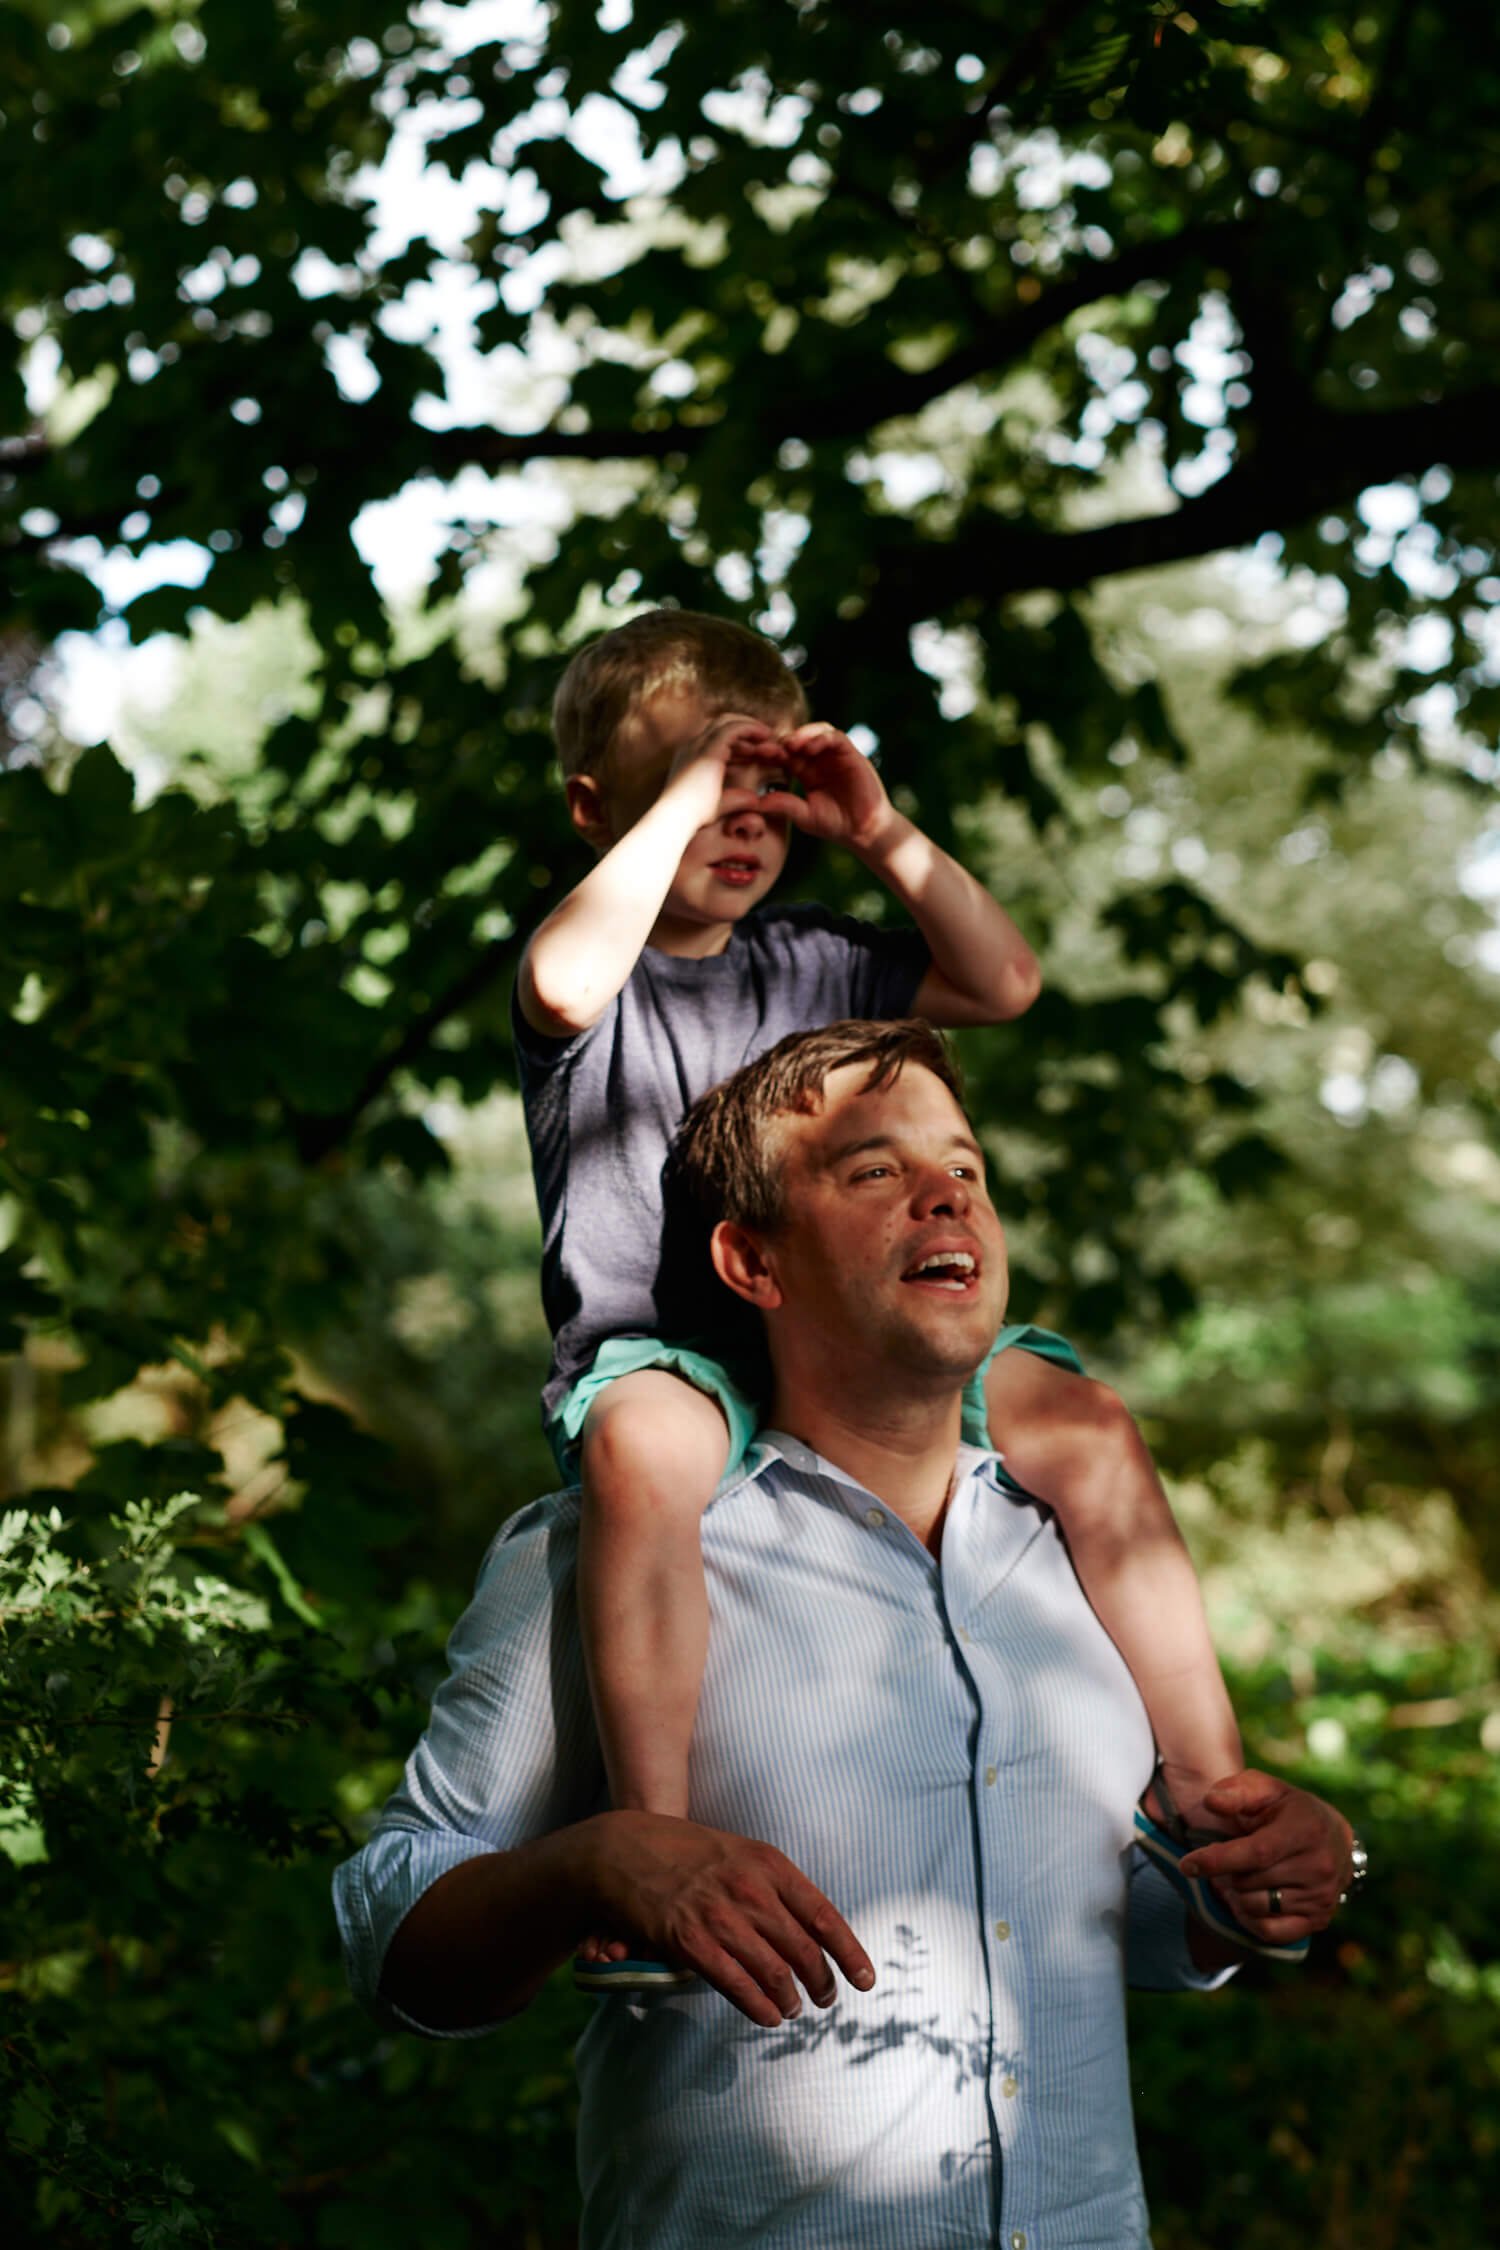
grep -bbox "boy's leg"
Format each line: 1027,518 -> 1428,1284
577,1368 -> 733,1823
983,1347 -> 1242,1828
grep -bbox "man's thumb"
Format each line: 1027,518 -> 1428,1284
1201,1768 -> 1284,1825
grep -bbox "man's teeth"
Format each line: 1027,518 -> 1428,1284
908,1252 -> 975,1285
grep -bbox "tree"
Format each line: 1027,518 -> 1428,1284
3,4 -> 1499,2243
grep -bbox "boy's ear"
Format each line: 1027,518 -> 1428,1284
565,773 -> 613,852
710,1220 -> 783,1312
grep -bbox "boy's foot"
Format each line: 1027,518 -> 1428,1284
1134,1768 -> 1309,1964
572,1953 -> 699,1994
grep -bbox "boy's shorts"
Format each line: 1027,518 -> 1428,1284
547,1323 -> 1085,1484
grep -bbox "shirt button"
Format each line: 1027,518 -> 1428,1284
1010,2233 -> 1027,2250
958,1626 -> 973,1644
864,1507 -> 885,1529
994,1919 -> 1011,1942
984,1765 -> 997,1787
1002,2076 -> 1019,2099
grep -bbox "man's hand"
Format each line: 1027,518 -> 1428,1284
752,722 -> 895,854
1180,1770 -> 1352,1948
585,1809 -> 876,2028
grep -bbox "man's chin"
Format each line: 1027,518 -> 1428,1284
885,1313 -> 997,1388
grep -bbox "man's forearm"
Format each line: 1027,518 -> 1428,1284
854,811 -> 1041,1023
380,1823 -> 599,2031
377,1807 -> 876,2034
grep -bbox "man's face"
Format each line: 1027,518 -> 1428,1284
599,688 -> 792,928
754,1062 -> 1009,1391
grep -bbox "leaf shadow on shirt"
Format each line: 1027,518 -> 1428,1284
765,1924 -> 1016,2107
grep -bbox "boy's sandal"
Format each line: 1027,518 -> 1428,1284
1133,1768 -> 1310,1965
572,1953 -> 699,1995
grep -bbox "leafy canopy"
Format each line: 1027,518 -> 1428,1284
3,4 -> 1500,2244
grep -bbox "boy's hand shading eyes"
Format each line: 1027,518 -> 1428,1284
664,712 -> 784,828
750,723 -> 896,854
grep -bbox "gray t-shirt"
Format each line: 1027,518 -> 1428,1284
513,903 -> 930,1421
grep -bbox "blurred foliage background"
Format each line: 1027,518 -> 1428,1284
2,1 -> 1499,2242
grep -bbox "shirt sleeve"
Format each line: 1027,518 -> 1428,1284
331,1493 -> 602,2038
833,908 -> 930,1020
510,964 -> 599,1079
1123,1850 -> 1241,1993
763,901 -> 929,1025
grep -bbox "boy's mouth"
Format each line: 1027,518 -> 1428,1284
709,856 -> 763,887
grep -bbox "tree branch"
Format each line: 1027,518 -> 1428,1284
418,422 -> 700,474
857,383 -> 1500,610
292,927 -> 520,1165
415,220 -> 1245,473
785,222 -> 1242,440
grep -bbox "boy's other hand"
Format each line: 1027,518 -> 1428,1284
753,723 -> 895,854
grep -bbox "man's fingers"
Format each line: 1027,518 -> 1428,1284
1184,1829 -> 1346,1936
1181,1827 -> 1305,1881
691,1941 -> 792,2030
781,1874 -> 875,1995
1184,1826 -> 1343,1889
753,1905 -> 840,2009
698,1912 -> 856,2025
596,1821 -> 873,2026
684,1873 -> 873,2024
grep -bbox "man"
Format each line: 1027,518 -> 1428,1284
335,1019 -> 1354,2250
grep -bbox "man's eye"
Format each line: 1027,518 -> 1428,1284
852,1165 -> 892,1182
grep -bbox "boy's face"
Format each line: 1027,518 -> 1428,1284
589,687 -> 794,930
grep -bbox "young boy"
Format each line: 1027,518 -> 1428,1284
513,609 -> 1252,1977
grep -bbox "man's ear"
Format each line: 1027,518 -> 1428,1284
565,773 -> 613,853
710,1220 -> 783,1311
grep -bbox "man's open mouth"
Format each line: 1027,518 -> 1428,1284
901,1249 -> 979,1292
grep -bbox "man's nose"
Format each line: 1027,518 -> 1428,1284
912,1165 -> 970,1217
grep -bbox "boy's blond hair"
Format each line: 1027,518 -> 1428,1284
552,609 -> 809,781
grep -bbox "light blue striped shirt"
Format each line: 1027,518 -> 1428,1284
334,1437 -> 1231,2249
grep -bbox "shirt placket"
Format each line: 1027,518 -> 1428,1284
942,1479 -> 1035,2250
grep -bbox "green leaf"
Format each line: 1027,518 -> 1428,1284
241,1524 -> 323,1629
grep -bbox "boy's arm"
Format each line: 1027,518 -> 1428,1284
759,725 -> 1041,1026
517,713 -> 777,1038
862,816 -> 1041,1027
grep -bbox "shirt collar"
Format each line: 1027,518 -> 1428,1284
721,1428 -> 1009,1509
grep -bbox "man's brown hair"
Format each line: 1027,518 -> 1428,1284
552,608 -> 808,781
670,1018 -> 968,1239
